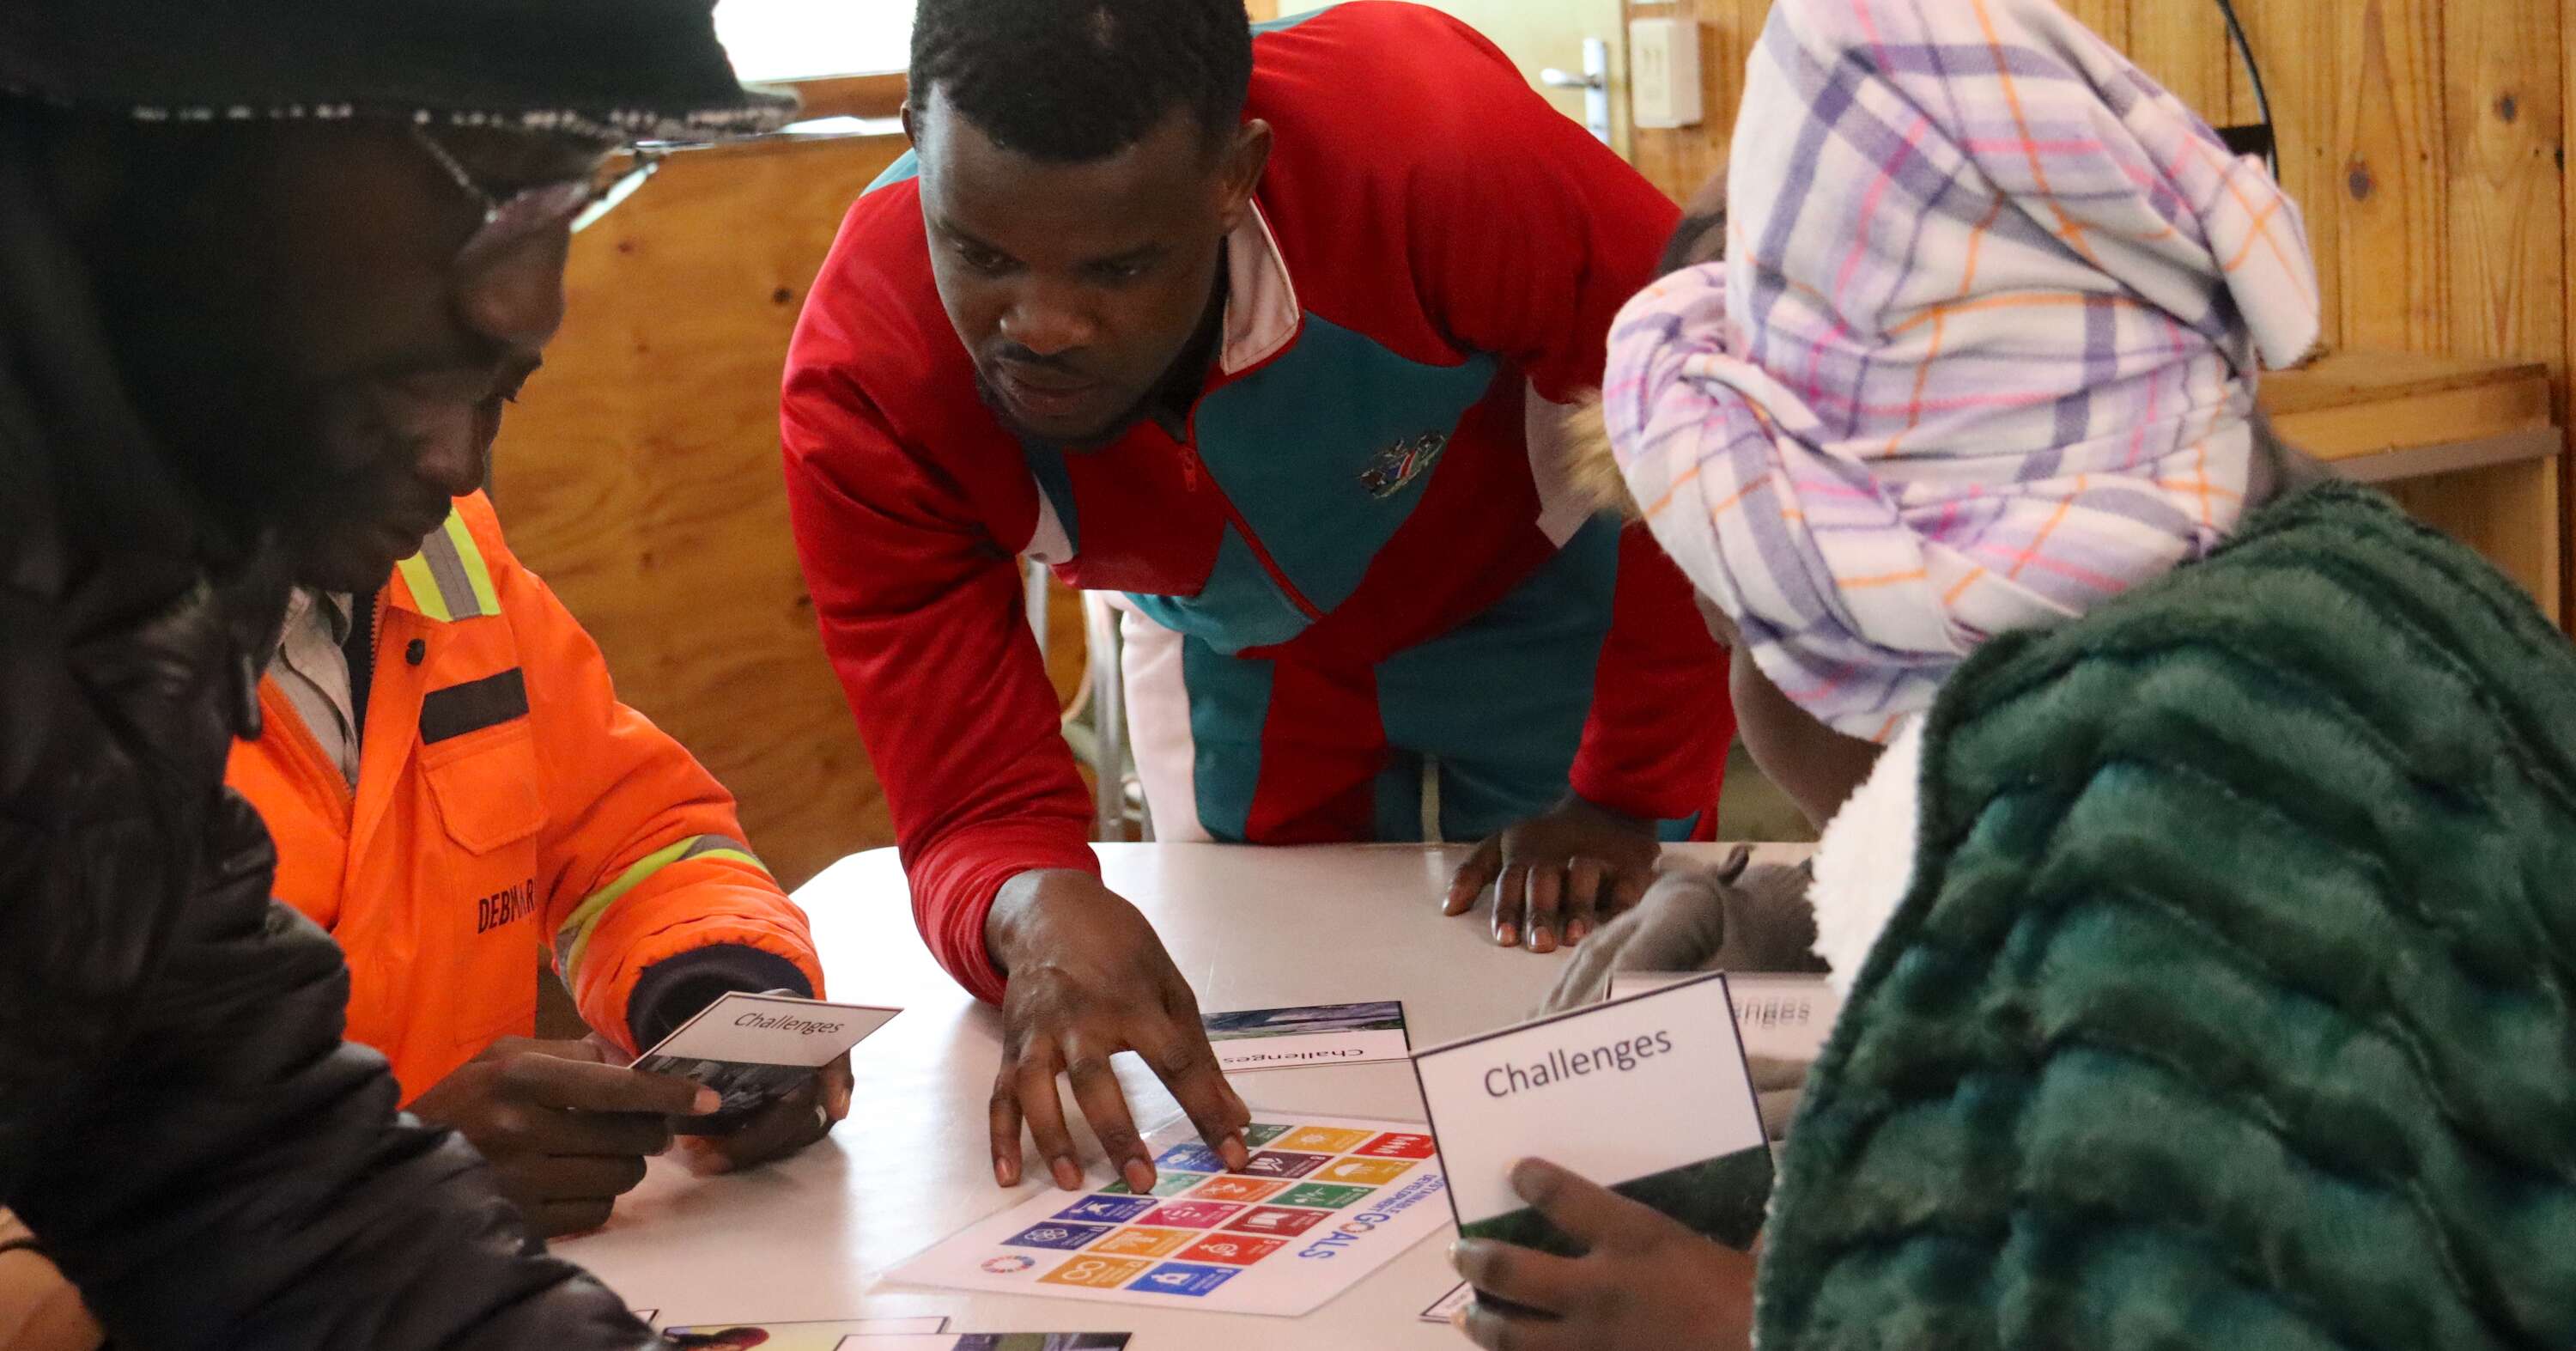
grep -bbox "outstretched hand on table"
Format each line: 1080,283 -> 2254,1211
1444,796 -> 1660,953
1447,1159 -> 1755,1351
984,868 -> 1254,1192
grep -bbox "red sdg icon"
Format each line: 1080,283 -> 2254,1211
1358,1132 -> 1437,1159
1222,1205 -> 1331,1237
1179,1233 -> 1287,1266
1139,1201 -> 1247,1230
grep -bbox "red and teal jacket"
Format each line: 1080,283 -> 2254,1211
782,2 -> 1734,1001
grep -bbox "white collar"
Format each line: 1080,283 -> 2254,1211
1218,198 -> 1301,374
276,587 -> 355,658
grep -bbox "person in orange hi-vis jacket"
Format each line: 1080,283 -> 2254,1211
227,488 -> 841,1237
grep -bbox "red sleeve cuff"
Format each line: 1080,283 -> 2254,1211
910,823 -> 1101,1005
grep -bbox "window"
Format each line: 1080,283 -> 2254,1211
714,0 -> 914,83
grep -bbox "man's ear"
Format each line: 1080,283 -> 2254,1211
899,100 -> 918,147
1213,118 -> 1272,234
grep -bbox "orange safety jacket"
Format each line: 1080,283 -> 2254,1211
227,492 -> 824,1103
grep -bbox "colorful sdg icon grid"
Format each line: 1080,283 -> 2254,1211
998,1123 -> 1437,1298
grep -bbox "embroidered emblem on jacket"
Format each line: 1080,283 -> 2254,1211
1358,432 -> 1449,499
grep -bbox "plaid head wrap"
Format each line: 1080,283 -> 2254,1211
1606,0 -> 2320,742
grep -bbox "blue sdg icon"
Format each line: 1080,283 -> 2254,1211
1154,1142 -> 1230,1173
1054,1195 -> 1157,1225
1127,1263 -> 1240,1298
1003,1221 -> 1113,1251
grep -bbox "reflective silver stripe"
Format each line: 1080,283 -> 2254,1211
415,520 -> 489,620
678,835 -> 766,868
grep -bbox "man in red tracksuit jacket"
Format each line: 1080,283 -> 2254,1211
781,0 -> 1735,1195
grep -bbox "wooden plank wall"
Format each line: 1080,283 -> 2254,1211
487,135 -> 908,889
1625,0 -> 2572,628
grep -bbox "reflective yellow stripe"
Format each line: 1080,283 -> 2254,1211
444,512 -> 501,618
392,507 -> 501,623
395,552 -> 451,622
555,835 -> 771,979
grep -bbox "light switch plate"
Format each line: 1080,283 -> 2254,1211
1628,16 -> 1703,130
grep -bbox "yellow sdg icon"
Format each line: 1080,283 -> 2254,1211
1275,1126 -> 1373,1154
1316,1157 -> 1414,1186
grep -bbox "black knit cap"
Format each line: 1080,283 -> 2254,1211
0,0 -> 797,143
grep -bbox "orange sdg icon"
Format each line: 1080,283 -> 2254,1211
1042,1256 -> 1154,1289
1188,1175 -> 1288,1204
1089,1227 -> 1194,1258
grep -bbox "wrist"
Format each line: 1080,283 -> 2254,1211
626,944 -> 816,1050
1565,791 -> 1652,836
986,867 -> 1098,974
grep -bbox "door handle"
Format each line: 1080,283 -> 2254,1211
1541,36 -> 1613,143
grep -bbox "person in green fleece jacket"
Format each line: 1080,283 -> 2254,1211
1443,2 -> 2576,1348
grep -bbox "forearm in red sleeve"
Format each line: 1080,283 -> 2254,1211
781,387 -> 1095,1005
1570,524 -> 1735,823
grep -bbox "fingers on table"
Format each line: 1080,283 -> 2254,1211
988,1038 -> 1052,1188
1494,861 -> 1531,948
1447,838 -> 1504,916
1061,1033 -> 1152,1192
1008,1041 -> 1089,1190
986,1075 -> 1024,1187
1523,867 -> 1564,953
1562,858 -> 1606,945
1498,861 -> 1642,952
1134,1016 -> 1251,1172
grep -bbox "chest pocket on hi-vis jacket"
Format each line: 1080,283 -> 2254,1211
418,666 -> 550,1052
420,668 -> 546,853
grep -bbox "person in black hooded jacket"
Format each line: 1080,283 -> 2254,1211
0,3 -> 797,1346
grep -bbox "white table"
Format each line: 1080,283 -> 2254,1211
568,842 -> 1801,1346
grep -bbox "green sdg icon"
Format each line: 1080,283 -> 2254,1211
1276,1183 -> 1373,1209
1103,1171 -> 1209,1197
1239,1123 -> 1294,1147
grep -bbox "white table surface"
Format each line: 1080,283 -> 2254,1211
566,841 -> 1807,1347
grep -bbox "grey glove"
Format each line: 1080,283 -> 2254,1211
1541,849 -> 1824,1142
1541,849 -> 1825,1014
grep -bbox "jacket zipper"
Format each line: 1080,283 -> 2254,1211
265,680 -> 356,818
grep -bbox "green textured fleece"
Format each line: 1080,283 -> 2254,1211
1755,483 -> 2576,1350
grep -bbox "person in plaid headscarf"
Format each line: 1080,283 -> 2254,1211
1443,0 -> 2545,1340
1427,0 -> 2576,1344
1609,0 -> 2318,759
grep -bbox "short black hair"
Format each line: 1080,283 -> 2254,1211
910,0 -> 1254,162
